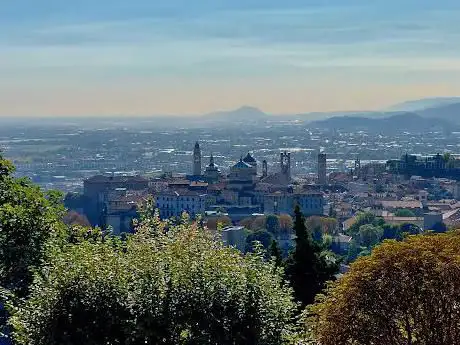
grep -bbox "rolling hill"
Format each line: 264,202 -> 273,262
386,97 -> 460,112
309,112 -> 456,133
416,102 -> 460,124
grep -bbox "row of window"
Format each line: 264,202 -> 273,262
158,196 -> 201,202
158,204 -> 204,210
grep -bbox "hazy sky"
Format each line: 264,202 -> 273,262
2,0 -> 460,116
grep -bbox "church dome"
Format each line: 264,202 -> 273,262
233,160 -> 252,169
243,153 -> 256,163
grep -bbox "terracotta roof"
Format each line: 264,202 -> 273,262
380,200 -> 423,209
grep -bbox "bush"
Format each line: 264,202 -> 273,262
10,218 -> 297,345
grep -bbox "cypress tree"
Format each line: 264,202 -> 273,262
285,205 -> 338,306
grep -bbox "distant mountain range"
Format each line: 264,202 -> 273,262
385,97 -> 460,112
416,102 -> 460,123
199,97 -> 460,129
308,112 -> 455,133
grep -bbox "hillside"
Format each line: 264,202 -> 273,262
309,112 -> 455,133
416,102 -> 460,124
386,97 -> 460,112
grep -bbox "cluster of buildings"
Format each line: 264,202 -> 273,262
387,153 -> 460,180
327,161 -> 460,253
75,145 -> 460,260
80,142 -> 329,234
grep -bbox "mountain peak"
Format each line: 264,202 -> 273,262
204,106 -> 267,121
235,105 -> 264,113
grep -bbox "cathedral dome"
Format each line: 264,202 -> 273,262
243,153 -> 256,164
233,160 -> 252,169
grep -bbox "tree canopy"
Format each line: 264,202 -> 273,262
358,224 -> 383,248
266,215 -> 281,235
307,231 -> 460,345
346,212 -> 385,237
10,215 -> 298,345
205,215 -> 232,230
0,155 -> 65,298
245,229 -> 274,252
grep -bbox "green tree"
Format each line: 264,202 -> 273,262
345,239 -> 368,263
285,206 -> 339,306
0,155 -> 65,297
400,222 -> 422,235
306,216 -> 338,236
346,212 -> 377,236
394,209 -> 416,217
269,240 -> 283,267
358,224 -> 383,248
307,231 -> 460,345
10,218 -> 297,345
206,215 -> 232,230
382,223 -> 403,241
265,215 -> 281,235
245,230 -> 274,252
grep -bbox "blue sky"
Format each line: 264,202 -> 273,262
1,0 -> 460,116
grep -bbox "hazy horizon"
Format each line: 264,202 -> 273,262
2,0 -> 460,117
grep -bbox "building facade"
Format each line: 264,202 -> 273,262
156,190 -> 206,219
263,192 -> 325,216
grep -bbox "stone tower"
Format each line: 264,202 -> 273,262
354,157 -> 361,178
318,152 -> 327,185
193,141 -> 202,176
280,151 -> 291,181
262,160 -> 268,178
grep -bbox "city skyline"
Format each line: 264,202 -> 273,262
2,0 -> 460,116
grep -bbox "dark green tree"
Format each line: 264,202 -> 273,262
269,240 -> 283,267
382,223 -> 403,241
265,215 -> 281,235
285,205 -> 339,306
245,230 -> 274,253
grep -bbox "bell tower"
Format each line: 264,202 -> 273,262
193,141 -> 202,176
262,160 -> 268,178
280,151 -> 291,181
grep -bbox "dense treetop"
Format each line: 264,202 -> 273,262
307,231 -> 460,345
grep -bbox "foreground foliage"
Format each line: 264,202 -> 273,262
10,216 -> 298,345
307,231 -> 460,345
0,156 -> 65,298
285,206 -> 339,307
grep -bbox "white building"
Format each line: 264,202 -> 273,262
263,192 -> 325,216
156,190 -> 206,219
